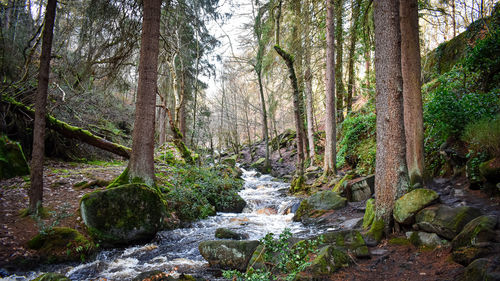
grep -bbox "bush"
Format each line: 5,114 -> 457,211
462,115 -> 500,157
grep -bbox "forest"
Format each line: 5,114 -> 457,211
0,0 -> 499,280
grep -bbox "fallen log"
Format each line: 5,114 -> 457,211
2,96 -> 131,158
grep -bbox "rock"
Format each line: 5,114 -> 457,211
27,227 -> 94,263
479,158 -> 500,183
221,155 -> 238,167
362,198 -> 375,230
346,175 -> 375,202
293,191 -> 347,222
394,188 -> 439,224
33,273 -> 70,281
370,249 -> 389,256
80,184 -> 168,246
256,208 -> 277,215
340,217 -> 363,230
415,204 -> 482,239
303,245 -> 351,275
215,228 -> 248,240
250,157 -> 270,174
198,240 -> 260,271
132,271 -> 197,281
215,194 -> 246,213
0,135 -> 30,180
406,231 -> 449,247
452,215 -> 498,249
320,230 -> 370,258
461,256 -> 500,281
452,244 -> 500,266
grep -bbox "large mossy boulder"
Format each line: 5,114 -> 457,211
321,230 -> 370,258
479,158 -> 500,183
80,184 -> 168,246
346,175 -> 374,202
406,231 -> 449,248
415,204 -> 482,239
27,227 -> 93,263
214,194 -> 246,213
362,198 -> 375,230
198,240 -> 260,271
33,273 -> 71,281
461,256 -> 500,281
0,135 -> 30,180
293,191 -> 347,222
300,245 -> 351,277
250,157 -> 270,174
394,188 -> 439,224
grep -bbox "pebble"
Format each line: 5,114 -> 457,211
371,249 -> 389,255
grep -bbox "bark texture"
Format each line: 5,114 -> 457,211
304,0 -> 316,163
373,0 -> 409,235
401,0 -> 424,187
324,0 -> 337,175
335,0 -> 345,123
127,0 -> 162,187
29,0 -> 57,214
346,0 -> 362,114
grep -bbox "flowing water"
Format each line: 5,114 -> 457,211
3,168 -> 317,281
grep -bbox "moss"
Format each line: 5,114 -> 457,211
409,231 -> 421,246
367,218 -> 385,242
362,198 -> 375,230
290,175 -> 306,193
33,273 -> 70,281
332,174 -> 353,193
307,246 -> 350,275
0,135 -> 30,180
293,199 -> 311,222
389,237 -> 411,246
393,188 -> 439,224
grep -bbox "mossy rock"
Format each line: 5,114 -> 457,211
132,271 -> 197,281
293,191 -> 347,222
479,158 -> 500,183
0,135 -> 30,180
80,184 -> 168,246
221,156 -> 237,167
452,215 -> 498,249
215,228 -> 248,240
367,218 -> 385,243
346,175 -> 374,202
250,157 -> 270,174
198,240 -> 260,271
320,230 -> 370,258
452,244 -> 500,266
406,231 -> 449,248
362,198 -> 375,230
415,204 -> 482,239
393,188 -> 439,224
27,227 -> 93,263
461,256 -> 500,281
33,273 -> 70,281
304,245 -> 351,276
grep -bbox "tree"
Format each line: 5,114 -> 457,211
371,0 -> 409,238
304,0 -> 316,163
335,0 -> 345,123
401,0 -> 424,188
324,0 -> 337,176
346,0 -> 362,113
29,0 -> 57,215
124,0 -> 162,187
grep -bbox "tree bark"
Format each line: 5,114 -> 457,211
373,0 -> 409,236
29,0 -> 57,214
304,0 -> 316,163
346,0 -> 362,114
401,0 -> 424,187
335,0 -> 345,123
324,0 -> 337,176
127,0 -> 162,187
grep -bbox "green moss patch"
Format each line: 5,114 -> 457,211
0,135 -> 30,180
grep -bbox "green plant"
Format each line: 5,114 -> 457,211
223,229 -> 324,281
33,203 -> 73,235
462,115 -> 500,157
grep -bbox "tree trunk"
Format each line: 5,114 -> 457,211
335,0 -> 345,123
127,0 -> 162,187
304,0 -> 316,164
346,0 -> 362,114
29,0 -> 57,215
401,0 -> 424,187
324,0 -> 337,176
373,0 -> 409,237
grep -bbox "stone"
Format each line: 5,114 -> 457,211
406,231 -> 449,247
215,194 -> 246,213
479,158 -> 500,183
340,217 -> 363,230
80,184 -> 168,246
215,228 -> 248,240
362,198 -> 375,230
33,273 -> 71,281
250,157 -> 270,174
199,240 -> 260,271
452,244 -> 500,266
320,230 -> 370,258
346,175 -> 375,202
303,245 -> 351,275
0,135 -> 30,180
293,191 -> 347,222
461,256 -> 500,281
415,204 -> 482,239
452,215 -> 498,249
393,188 -> 439,224
132,271 -> 197,281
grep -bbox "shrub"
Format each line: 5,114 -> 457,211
462,115 -> 500,157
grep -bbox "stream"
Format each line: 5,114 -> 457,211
3,168 -> 317,281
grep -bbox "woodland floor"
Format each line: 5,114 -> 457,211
1,160 -> 499,280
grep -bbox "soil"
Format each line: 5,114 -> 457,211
1,156 -> 499,280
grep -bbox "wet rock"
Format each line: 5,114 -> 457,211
198,240 -> 260,271
415,204 -> 482,239
370,249 -> 389,256
362,198 -> 375,230
452,243 -> 500,266
0,135 -> 30,180
394,188 -> 439,224
250,157 -> 270,174
301,245 -> 351,276
33,273 -> 70,281
132,271 -> 198,281
452,215 -> 498,249
406,231 -> 449,247
346,175 -> 375,202
293,191 -> 347,222
340,217 -> 363,230
80,184 -> 169,246
320,230 -> 370,258
215,228 -> 248,240
461,256 -> 500,281
215,194 -> 246,213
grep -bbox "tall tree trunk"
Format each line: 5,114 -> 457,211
346,0 -> 362,114
372,0 -> 409,237
451,0 -> 456,38
29,0 -> 57,215
335,0 -> 345,123
304,0 -> 316,164
127,0 -> 161,187
324,0 -> 337,176
401,0 -> 424,187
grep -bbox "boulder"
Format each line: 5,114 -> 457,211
452,244 -> 500,266
80,184 -> 168,246
293,191 -> 347,222
214,194 -> 246,213
302,245 -> 351,276
415,204 -> 482,239
321,230 -> 370,258
215,228 -> 249,240
479,158 -> 500,183
0,135 -> 30,180
132,271 -> 197,281
221,155 -> 237,167
461,256 -> 500,281
393,188 -> 439,224
362,198 -> 375,230
406,231 -> 449,247
198,240 -> 260,271
250,157 -> 270,174
33,273 -> 70,281
346,175 -> 374,202
452,215 -> 498,249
